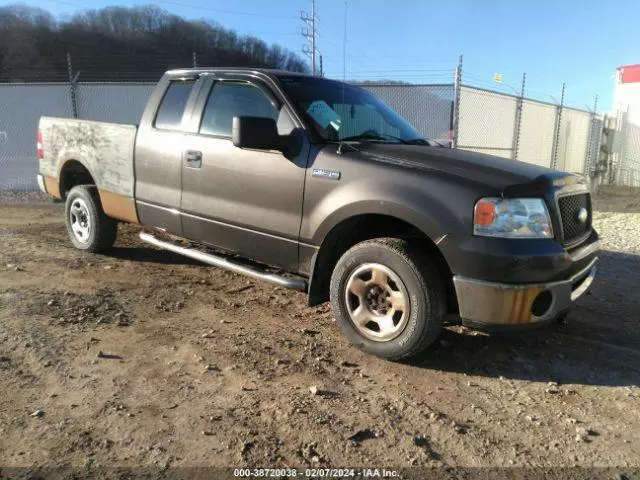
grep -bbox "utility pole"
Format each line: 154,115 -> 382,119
312,0 -> 316,75
319,55 -> 323,77
301,0 -> 317,75
192,51 -> 197,68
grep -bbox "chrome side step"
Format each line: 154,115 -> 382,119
139,232 -> 307,291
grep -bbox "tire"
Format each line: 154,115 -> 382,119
330,238 -> 446,360
65,185 -> 117,252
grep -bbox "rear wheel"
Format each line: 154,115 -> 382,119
65,185 -> 117,252
330,238 -> 446,360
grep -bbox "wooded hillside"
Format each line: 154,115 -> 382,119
0,4 -> 308,82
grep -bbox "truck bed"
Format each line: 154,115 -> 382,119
38,117 -> 138,200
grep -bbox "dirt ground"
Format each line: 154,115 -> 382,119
0,190 -> 639,477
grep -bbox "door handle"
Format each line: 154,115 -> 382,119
184,150 -> 202,168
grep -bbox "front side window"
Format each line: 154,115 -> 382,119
199,82 -> 281,137
277,75 -> 425,144
154,80 -> 195,131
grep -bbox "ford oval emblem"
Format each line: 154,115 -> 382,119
577,207 -> 588,224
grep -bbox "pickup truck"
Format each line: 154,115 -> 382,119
36,68 -> 599,360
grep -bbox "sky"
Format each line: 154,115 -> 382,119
6,0 -> 640,111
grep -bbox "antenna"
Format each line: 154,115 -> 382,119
343,0 -> 347,82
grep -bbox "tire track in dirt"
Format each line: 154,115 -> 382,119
1,201 -> 639,472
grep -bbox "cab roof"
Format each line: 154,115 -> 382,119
165,67 -> 312,79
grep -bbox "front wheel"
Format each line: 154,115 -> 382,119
329,238 -> 446,360
65,185 -> 117,252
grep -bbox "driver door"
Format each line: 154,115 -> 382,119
179,75 -> 309,271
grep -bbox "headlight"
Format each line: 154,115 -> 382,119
474,198 -> 553,238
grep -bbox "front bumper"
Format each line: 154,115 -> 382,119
453,257 -> 597,329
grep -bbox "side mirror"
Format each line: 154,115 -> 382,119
232,116 -> 280,151
232,116 -> 302,157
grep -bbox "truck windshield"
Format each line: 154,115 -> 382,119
277,75 -> 426,144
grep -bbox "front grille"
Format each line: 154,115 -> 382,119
558,193 -> 592,245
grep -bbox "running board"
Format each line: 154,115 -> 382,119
139,232 -> 307,291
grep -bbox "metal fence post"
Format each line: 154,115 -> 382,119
511,72 -> 526,160
452,54 -> 463,149
608,112 -> 621,185
550,82 -> 565,169
66,53 -> 78,119
614,108 -> 630,186
584,94 -> 598,177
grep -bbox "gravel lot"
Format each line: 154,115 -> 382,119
0,188 -> 639,478
593,188 -> 640,255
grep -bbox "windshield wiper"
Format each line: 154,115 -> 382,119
340,133 -> 407,144
404,138 -> 430,145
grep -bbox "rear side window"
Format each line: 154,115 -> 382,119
199,82 -> 279,137
154,81 -> 195,131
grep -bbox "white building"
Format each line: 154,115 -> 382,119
612,64 -> 640,187
614,64 -> 640,125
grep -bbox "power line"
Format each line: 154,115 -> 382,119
327,71 -> 455,77
39,0 -> 299,19
316,15 -> 456,72
328,68 -> 455,74
156,0 -> 299,19
37,0 -> 86,9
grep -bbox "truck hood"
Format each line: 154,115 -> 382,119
356,143 -> 571,192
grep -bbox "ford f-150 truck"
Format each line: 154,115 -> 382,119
37,68 -> 599,360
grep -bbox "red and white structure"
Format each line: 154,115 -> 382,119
611,64 -> 640,187
614,64 -> 640,126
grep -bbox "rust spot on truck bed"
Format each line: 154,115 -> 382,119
99,190 -> 139,224
43,176 -> 61,199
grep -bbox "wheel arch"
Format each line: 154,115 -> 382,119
306,213 -> 457,314
58,158 -> 96,199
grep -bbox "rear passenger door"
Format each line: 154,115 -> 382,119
134,75 -> 202,235
179,75 -> 309,271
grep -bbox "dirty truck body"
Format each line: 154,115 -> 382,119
37,68 -> 599,359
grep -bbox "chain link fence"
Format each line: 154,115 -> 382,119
456,86 -> 517,158
0,84 -> 72,190
614,118 -> 640,187
456,86 -> 601,177
585,116 -> 604,178
555,107 -> 592,173
361,84 -> 454,143
518,99 -> 557,168
0,82 -> 155,190
0,79 -> 635,191
75,83 -> 155,123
